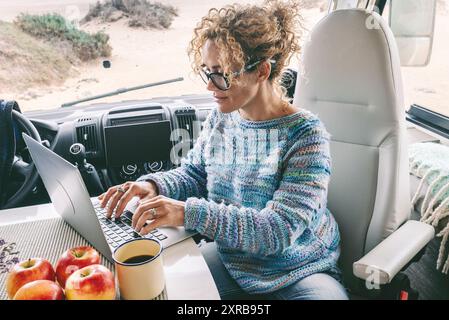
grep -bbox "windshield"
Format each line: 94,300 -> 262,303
0,0 -> 326,112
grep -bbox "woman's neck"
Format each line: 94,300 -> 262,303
238,83 -> 297,121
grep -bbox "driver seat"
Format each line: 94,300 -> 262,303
293,8 -> 435,297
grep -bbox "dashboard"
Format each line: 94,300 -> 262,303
24,94 -> 215,194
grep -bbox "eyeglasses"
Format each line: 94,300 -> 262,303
199,59 -> 275,91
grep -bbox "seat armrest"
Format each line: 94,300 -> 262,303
353,220 -> 434,285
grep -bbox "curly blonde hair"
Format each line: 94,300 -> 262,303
188,0 -> 303,92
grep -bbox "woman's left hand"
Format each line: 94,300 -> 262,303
131,195 -> 185,235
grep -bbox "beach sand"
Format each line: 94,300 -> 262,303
0,0 -> 447,116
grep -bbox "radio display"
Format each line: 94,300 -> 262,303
104,120 -> 172,166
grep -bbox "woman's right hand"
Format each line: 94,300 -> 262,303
98,181 -> 158,219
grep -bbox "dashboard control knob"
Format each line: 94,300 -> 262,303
144,161 -> 164,173
122,164 -> 138,176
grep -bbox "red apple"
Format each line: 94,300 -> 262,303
65,264 -> 116,300
6,258 -> 56,299
55,246 -> 100,288
13,280 -> 64,300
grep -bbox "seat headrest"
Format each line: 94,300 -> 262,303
293,9 -> 405,147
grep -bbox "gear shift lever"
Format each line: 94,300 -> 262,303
70,143 -> 87,167
69,143 -> 104,196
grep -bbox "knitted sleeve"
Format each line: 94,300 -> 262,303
136,110 -> 216,200
184,122 -> 331,256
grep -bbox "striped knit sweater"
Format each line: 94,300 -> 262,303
137,108 -> 341,294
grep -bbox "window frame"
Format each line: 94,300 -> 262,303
406,104 -> 449,140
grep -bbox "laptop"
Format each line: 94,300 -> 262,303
22,133 -> 196,262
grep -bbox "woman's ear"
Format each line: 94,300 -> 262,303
257,60 -> 272,82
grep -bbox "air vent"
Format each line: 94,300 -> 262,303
76,125 -> 99,153
109,114 -> 162,126
175,109 -> 196,147
109,104 -> 163,115
77,117 -> 93,123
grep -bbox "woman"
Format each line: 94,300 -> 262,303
99,0 -> 348,300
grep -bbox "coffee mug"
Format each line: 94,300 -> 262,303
113,238 -> 165,300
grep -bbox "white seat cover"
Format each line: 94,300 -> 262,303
293,9 -> 411,291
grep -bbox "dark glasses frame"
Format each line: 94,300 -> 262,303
199,58 -> 275,91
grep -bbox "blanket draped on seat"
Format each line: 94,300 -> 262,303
410,142 -> 449,273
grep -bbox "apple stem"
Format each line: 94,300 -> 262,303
72,249 -> 85,258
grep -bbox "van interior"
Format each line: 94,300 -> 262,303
0,0 -> 448,300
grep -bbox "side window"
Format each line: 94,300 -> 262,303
401,1 -> 449,118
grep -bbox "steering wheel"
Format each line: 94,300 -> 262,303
2,110 -> 42,209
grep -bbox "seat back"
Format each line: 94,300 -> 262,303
293,9 -> 411,291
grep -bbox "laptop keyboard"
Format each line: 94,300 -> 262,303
92,203 -> 168,248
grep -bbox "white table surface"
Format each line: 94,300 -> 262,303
0,202 -> 220,300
